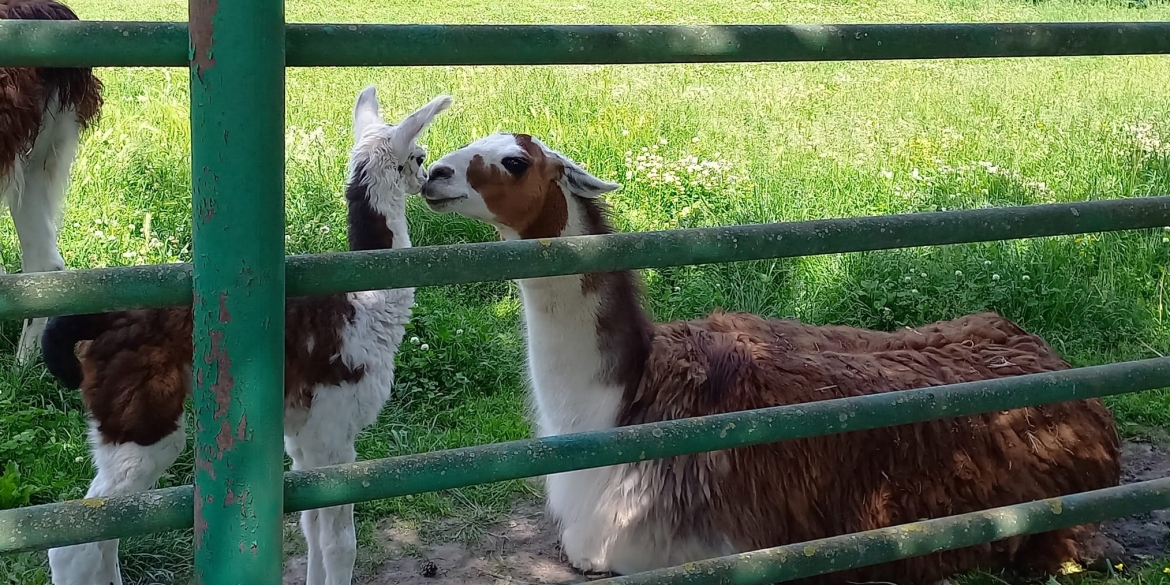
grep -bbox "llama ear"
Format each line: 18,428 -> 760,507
353,86 -> 383,139
554,153 -> 621,199
392,94 -> 453,153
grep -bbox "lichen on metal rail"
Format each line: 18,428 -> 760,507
3,356 -> 1168,554
0,196 -> 1168,322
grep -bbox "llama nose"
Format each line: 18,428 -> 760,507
428,164 -> 454,181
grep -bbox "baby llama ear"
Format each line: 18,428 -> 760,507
555,153 -> 621,199
353,86 -> 383,139
392,94 -> 454,153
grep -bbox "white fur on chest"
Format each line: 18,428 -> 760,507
517,273 -> 731,575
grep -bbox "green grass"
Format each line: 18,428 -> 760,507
2,0 -> 1170,583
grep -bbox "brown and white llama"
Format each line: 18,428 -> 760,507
419,133 -> 1122,583
38,88 -> 451,585
0,0 -> 103,364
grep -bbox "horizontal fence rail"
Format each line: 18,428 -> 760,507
5,14 -> 1170,584
3,22 -> 1170,67
592,477 -> 1170,584
3,356 -> 1168,554
0,196 -> 1167,321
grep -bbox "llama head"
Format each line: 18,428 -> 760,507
350,87 -> 452,196
421,133 -> 620,239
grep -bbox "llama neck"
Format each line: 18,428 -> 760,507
345,160 -> 410,252
510,199 -> 652,437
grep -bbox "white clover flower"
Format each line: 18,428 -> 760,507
903,276 -> 912,282
954,270 -> 963,277
420,343 -> 429,351
984,260 -> 992,266
1022,275 -> 1030,281
410,336 -> 420,344
456,329 -> 464,335
911,288 -> 919,294
919,272 -> 927,278
992,274 -> 1001,281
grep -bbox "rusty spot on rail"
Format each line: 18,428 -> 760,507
216,420 -> 235,452
223,487 -> 247,507
199,198 -> 216,222
218,292 -> 231,323
203,328 -> 234,421
195,456 -> 217,480
194,502 -> 209,551
190,0 -> 219,82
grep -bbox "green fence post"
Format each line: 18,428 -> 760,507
188,0 -> 286,582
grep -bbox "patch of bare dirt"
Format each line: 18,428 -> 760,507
1096,439 -> 1170,563
362,500 -> 590,585
281,440 -> 1170,584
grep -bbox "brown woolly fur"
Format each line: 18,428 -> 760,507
616,311 -> 1120,583
68,294 -> 367,445
0,0 -> 104,176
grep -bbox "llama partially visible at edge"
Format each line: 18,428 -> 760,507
39,88 -> 450,585
1,0 -> 103,364
419,132 -> 1123,584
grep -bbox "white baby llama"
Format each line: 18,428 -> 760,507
38,88 -> 451,585
419,133 -> 1121,584
1,0 -> 104,363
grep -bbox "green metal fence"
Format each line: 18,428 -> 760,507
2,6 -> 1170,584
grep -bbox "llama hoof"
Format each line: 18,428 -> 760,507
566,554 -> 611,576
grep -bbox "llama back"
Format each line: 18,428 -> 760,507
620,311 -> 1121,584
697,310 -> 1055,356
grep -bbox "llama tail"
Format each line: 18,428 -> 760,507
41,313 -> 106,389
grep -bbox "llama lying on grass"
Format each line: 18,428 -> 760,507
39,88 -> 450,585
1,0 -> 103,364
419,133 -> 1123,583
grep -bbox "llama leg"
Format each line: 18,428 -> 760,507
48,421 -> 185,585
285,404 -> 361,585
285,434 -> 357,585
0,163 -> 25,278
12,107 -> 81,364
285,440 -> 325,585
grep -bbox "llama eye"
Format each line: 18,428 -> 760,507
501,157 -> 530,175
415,155 -> 425,165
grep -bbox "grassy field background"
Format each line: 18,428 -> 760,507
2,0 -> 1170,582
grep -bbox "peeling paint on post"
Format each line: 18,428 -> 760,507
188,0 -> 285,582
